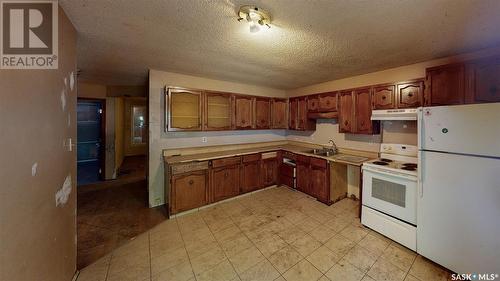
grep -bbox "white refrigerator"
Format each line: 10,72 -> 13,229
417,103 -> 500,274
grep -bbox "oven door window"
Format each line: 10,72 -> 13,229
372,178 -> 406,208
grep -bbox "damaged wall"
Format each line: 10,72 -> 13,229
0,7 -> 77,281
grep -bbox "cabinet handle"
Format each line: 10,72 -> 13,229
241,119 -> 246,124
408,93 -> 413,97
326,101 -> 330,105
344,121 -> 348,126
382,96 -> 386,100
361,121 -> 365,126
188,180 -> 194,185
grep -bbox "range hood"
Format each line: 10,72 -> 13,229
371,108 -> 418,121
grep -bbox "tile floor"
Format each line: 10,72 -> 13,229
76,186 -> 452,281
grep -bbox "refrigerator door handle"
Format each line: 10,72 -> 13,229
418,150 -> 424,198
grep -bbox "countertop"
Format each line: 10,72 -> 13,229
164,144 -> 372,167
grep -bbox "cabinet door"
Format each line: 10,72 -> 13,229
171,171 -> 207,214
307,95 -> 319,112
297,97 -> 308,130
261,158 -> 278,187
397,81 -> 423,108
372,85 -> 395,109
289,98 -> 298,129
469,57 -> 500,103
271,99 -> 288,129
167,88 -> 202,131
310,159 -> 329,204
425,64 -> 465,106
234,96 -> 254,129
338,91 -> 354,133
318,92 -> 337,112
240,161 -> 261,193
211,165 -> 239,202
255,98 -> 271,129
204,92 -> 232,130
296,156 -> 310,194
354,88 -> 376,134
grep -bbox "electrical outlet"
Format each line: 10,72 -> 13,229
202,137 -> 208,143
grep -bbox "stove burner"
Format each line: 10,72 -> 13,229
380,158 -> 393,162
373,161 -> 389,166
401,166 -> 417,171
402,163 -> 418,168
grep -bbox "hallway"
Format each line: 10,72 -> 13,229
77,156 -> 167,269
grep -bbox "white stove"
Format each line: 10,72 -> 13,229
361,143 -> 418,251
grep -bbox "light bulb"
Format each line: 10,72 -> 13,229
249,20 -> 260,33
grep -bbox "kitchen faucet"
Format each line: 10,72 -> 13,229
328,139 -> 338,154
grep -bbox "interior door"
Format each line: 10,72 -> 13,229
417,151 -> 500,273
77,100 -> 104,185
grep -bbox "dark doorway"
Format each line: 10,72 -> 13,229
77,99 -> 105,186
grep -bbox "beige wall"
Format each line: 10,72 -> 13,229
77,82 -> 107,99
0,7 -> 77,281
148,69 -> 287,207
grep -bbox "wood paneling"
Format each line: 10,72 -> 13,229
271,98 -> 288,129
255,98 -> 271,129
234,96 -> 254,129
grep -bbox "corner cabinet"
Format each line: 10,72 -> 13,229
166,88 -> 202,131
204,91 -> 233,130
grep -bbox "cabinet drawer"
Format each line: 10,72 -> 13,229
242,153 -> 261,163
211,156 -> 241,168
171,161 -> 209,175
310,157 -> 327,168
282,151 -> 296,160
262,151 -> 277,159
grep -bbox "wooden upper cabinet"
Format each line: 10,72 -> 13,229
234,96 -> 254,129
167,88 -> 202,131
468,57 -> 500,103
271,98 -> 288,129
289,98 -> 298,129
425,64 -> 465,106
318,92 -> 337,111
354,88 -> 374,134
297,97 -> 315,130
372,85 -> 395,109
397,80 -> 423,108
255,98 -> 271,129
204,92 -> 232,130
338,91 -> 354,133
307,95 -> 319,112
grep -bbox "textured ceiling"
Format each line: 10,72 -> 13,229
60,0 -> 500,89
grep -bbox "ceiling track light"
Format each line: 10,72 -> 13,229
237,5 -> 271,33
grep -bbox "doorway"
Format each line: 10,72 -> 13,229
77,99 -> 105,186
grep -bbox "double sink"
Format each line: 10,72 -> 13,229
303,148 -> 337,157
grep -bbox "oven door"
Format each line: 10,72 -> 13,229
362,166 -> 417,224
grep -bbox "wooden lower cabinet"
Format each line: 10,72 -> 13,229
240,155 -> 262,193
261,158 -> 278,186
171,170 -> 207,214
211,165 -> 240,202
310,158 -> 330,204
296,156 -> 310,195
